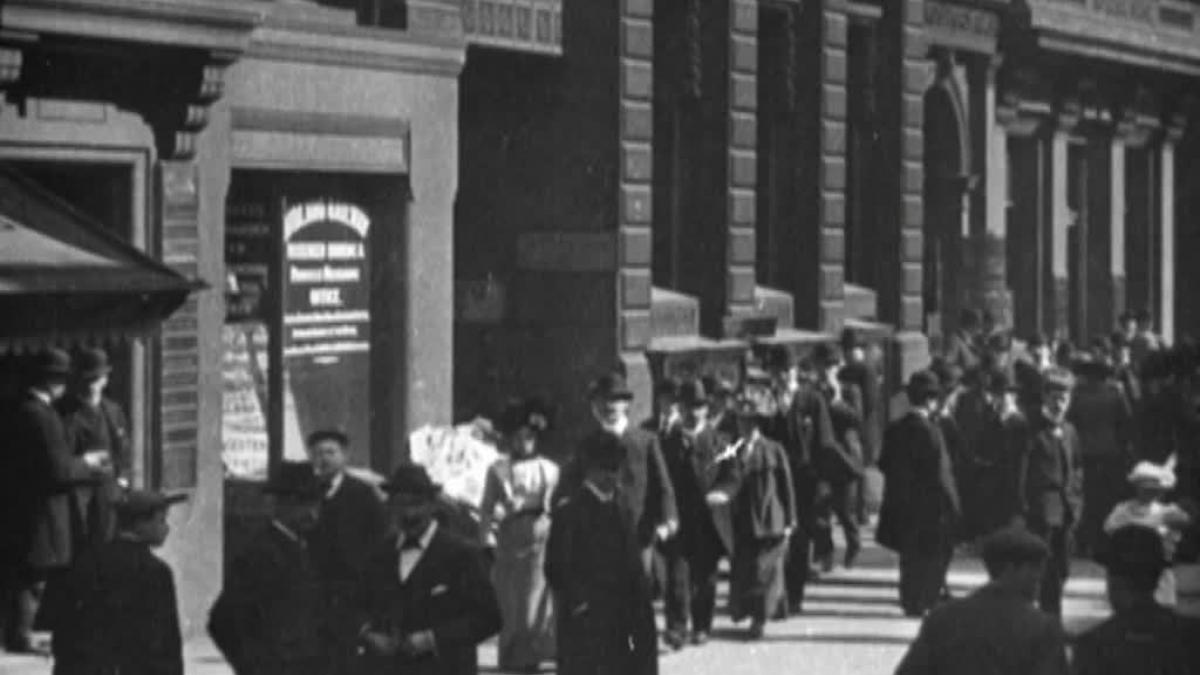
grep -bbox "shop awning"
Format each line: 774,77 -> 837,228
0,166 -> 203,349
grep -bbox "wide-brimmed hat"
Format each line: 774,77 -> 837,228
496,397 -> 554,435
1128,461 -> 1175,491
114,489 -> 187,525
906,370 -> 942,403
588,372 -> 633,402
74,348 -> 112,380
677,379 -> 709,409
31,348 -> 71,379
264,462 -> 324,501
381,463 -> 442,499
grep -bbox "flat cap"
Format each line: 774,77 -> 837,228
980,526 -> 1049,567
115,489 -> 187,524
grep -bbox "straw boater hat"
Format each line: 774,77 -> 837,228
1127,461 -> 1176,491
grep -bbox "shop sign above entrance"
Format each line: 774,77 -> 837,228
924,0 -> 1001,53
461,0 -> 563,56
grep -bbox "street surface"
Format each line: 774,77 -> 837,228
1,527 -> 1110,675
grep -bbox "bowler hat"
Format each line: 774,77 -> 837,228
906,370 -> 942,403
32,348 -> 71,378
839,328 -> 864,351
677,379 -> 709,409
74,348 -> 112,380
984,368 -> 1014,394
264,461 -> 324,501
306,428 -> 350,448
763,345 -> 794,372
811,343 -> 842,369
114,489 -> 187,525
654,378 -> 681,400
581,433 -> 626,472
381,463 -> 442,498
980,526 -> 1049,569
588,372 -> 634,402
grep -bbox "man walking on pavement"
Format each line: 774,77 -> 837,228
659,378 -> 731,649
557,371 -> 678,583
894,526 -> 1068,675
1014,368 -> 1084,617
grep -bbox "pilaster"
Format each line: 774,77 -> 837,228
1046,103 -> 1077,340
1159,115 -> 1184,344
619,0 -> 655,354
817,0 -> 848,333
726,0 -> 758,324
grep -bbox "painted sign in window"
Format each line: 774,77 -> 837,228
280,200 -> 372,467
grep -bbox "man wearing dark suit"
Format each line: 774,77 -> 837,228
878,370 -> 962,617
209,463 -> 329,675
357,464 -> 500,675
546,434 -> 658,675
762,347 -> 835,613
659,379 -> 731,649
1,349 -> 101,653
43,489 -> 187,675
1014,368 -> 1084,617
944,308 -> 983,374
305,429 -> 388,674
894,526 -> 1068,675
840,329 -> 882,523
557,372 -> 679,581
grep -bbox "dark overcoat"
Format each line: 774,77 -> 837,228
558,426 -> 678,548
719,436 -> 797,542
357,528 -> 502,675
660,425 -> 733,557
877,412 -> 962,554
59,395 -> 130,546
545,487 -> 657,675
43,539 -> 183,675
6,392 -> 94,570
209,525 -> 328,675
893,583 -> 1068,675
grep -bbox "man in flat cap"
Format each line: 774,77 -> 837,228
547,433 -> 658,675
357,463 -> 500,675
894,526 -> 1068,675
305,429 -> 388,675
42,488 -> 187,675
878,370 -> 962,616
556,371 -> 678,585
1073,526 -> 1198,675
1013,368 -> 1084,617
209,462 -> 328,675
2,349 -> 105,653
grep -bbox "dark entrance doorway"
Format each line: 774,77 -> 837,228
922,82 -> 971,345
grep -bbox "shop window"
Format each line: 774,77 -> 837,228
223,171 -> 405,480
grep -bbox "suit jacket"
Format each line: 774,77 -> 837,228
766,383 -> 836,480
840,360 -> 883,466
820,385 -> 867,484
877,412 -> 961,554
713,435 -> 797,542
358,528 -> 501,675
209,526 -> 327,675
43,539 -> 183,675
1066,381 -> 1133,459
545,487 -> 657,675
559,426 -> 678,547
660,424 -> 731,556
1015,414 -> 1084,528
894,583 -> 1068,675
7,392 -> 94,569
59,395 -> 130,546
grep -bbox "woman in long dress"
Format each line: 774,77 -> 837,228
479,397 -> 560,672
708,392 -> 796,640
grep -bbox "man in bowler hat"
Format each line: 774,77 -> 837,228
43,489 -> 187,675
1013,368 -> 1084,617
547,433 -> 658,675
357,464 -> 500,675
209,462 -> 329,675
894,526 -> 1068,675
878,370 -> 962,616
556,371 -> 678,582
2,349 -> 105,653
305,429 -> 388,674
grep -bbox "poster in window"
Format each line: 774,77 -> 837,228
280,200 -> 372,468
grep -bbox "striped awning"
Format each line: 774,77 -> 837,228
0,164 -> 202,350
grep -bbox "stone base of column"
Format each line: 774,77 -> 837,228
1050,276 -> 1069,341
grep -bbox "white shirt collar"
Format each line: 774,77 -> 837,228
271,520 -> 303,545
325,472 -> 345,499
29,388 -> 51,406
599,415 -> 630,437
584,481 -> 615,503
397,520 -> 439,551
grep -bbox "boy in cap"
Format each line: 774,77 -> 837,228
546,434 -> 658,674
1014,368 -> 1084,617
1073,526 -> 1197,675
877,370 -> 962,616
357,464 -> 500,675
209,462 -> 328,675
894,526 -> 1068,675
42,489 -> 187,675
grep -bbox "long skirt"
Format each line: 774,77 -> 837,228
729,536 -> 787,624
493,513 -> 555,669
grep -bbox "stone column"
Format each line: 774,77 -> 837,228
1084,133 -> 1117,340
725,0 -> 759,329
1159,121 -> 1183,344
1109,136 -> 1127,325
969,56 -> 1010,327
1045,113 -> 1075,340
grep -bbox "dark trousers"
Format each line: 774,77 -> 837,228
897,544 -> 953,617
1029,522 -> 1071,617
813,480 -> 861,561
662,539 -> 720,635
1,565 -> 44,650
784,468 -> 818,610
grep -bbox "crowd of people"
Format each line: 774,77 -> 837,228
3,304 -> 1200,674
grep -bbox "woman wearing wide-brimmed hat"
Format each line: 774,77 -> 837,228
478,397 -> 560,673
